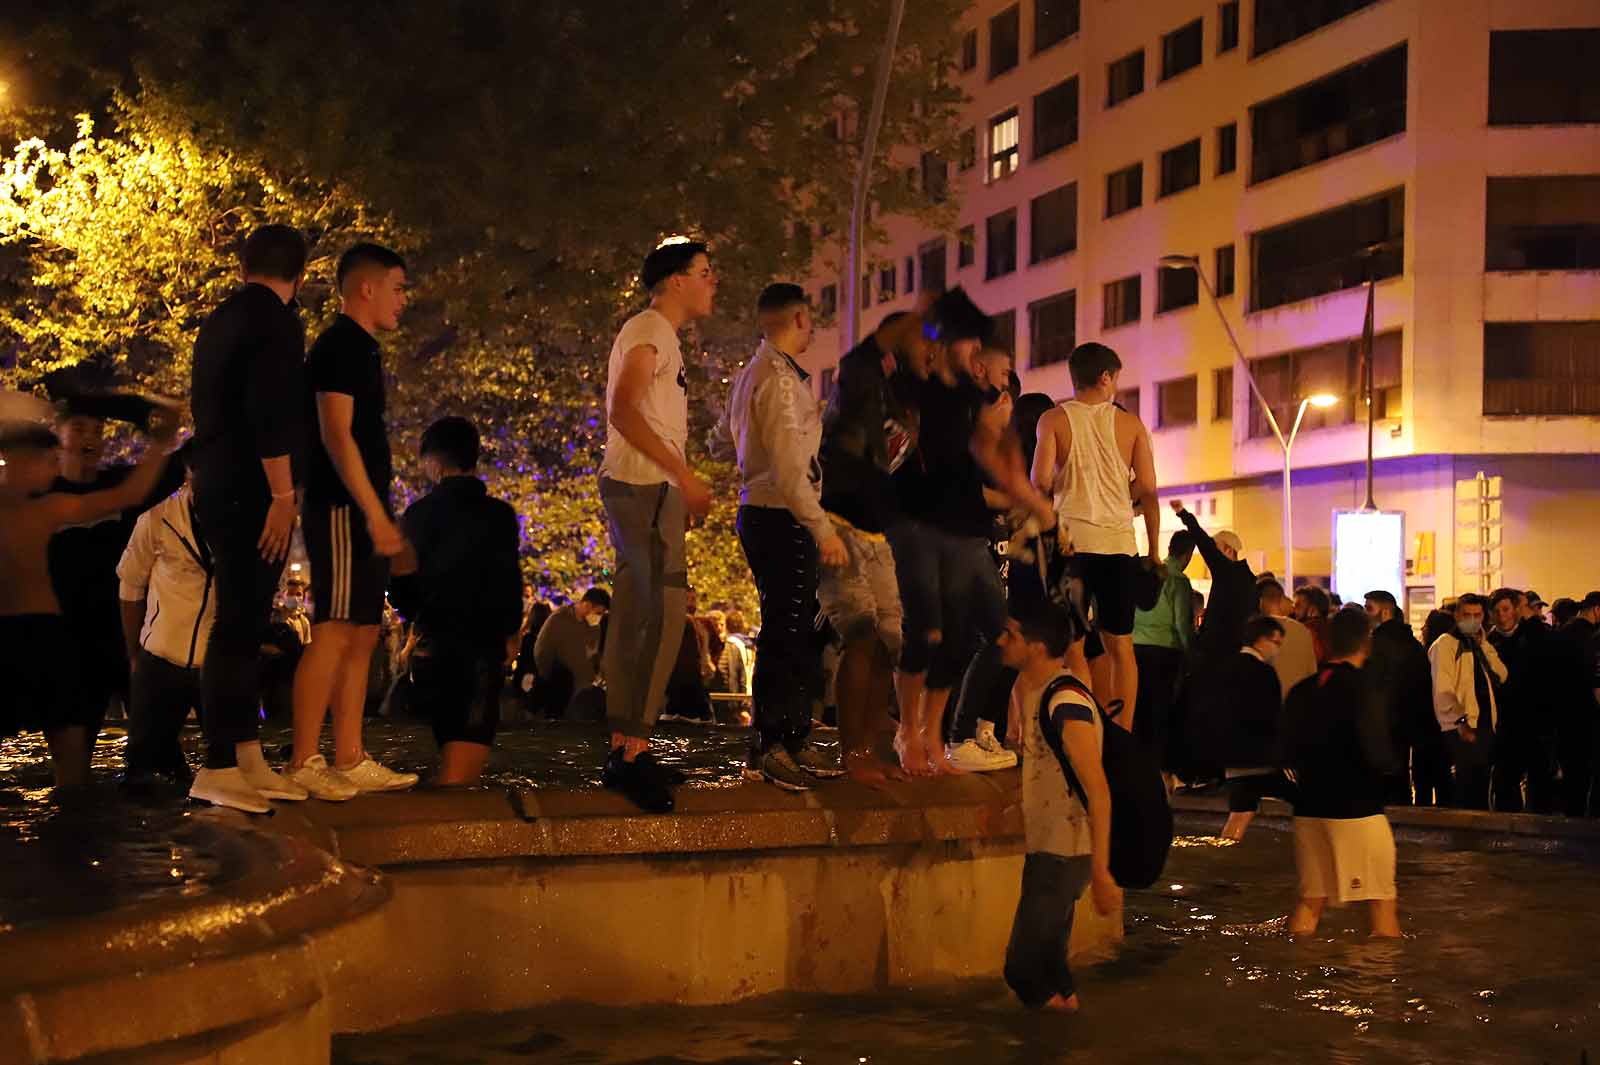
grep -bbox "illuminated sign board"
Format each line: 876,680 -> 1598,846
1333,509 -> 1405,608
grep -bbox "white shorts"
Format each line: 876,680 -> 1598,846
1293,814 -> 1397,905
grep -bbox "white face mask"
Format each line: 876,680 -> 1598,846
1457,617 -> 1482,637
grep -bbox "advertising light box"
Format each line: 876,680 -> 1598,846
1332,509 -> 1405,608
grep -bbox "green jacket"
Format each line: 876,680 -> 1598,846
1132,557 -> 1194,652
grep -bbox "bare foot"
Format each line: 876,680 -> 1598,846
1221,811 -> 1253,841
1043,993 -> 1080,1013
925,745 -> 968,776
894,728 -> 933,776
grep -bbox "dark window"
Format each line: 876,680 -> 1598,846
1030,182 -> 1077,264
919,239 -> 947,293
1486,176 -> 1600,271
921,151 -> 948,204
819,283 -> 837,318
904,256 -> 915,293
1484,322 -> 1600,415
958,128 -> 977,171
1247,330 -> 1401,439
1158,376 -> 1199,427
1115,386 -> 1142,417
1033,76 -> 1080,159
1216,122 -> 1237,175
1251,187 -> 1403,311
958,225 -> 976,268
1162,19 -> 1204,81
1108,50 -> 1145,108
1219,2 -> 1240,54
879,266 -> 896,303
862,273 -> 872,307
1215,244 -> 1236,297
986,208 -> 1019,279
820,367 -> 836,400
991,309 -> 1018,355
1035,0 -> 1081,54
1489,30 -> 1600,126
988,109 -> 1021,181
960,29 -> 979,72
990,6 -> 1021,79
1250,44 -> 1407,185
1213,366 -> 1234,420
1029,291 -> 1077,368
1252,0 -> 1380,58
1104,274 -> 1141,329
1159,139 -> 1202,198
1158,264 -> 1199,312
1106,162 -> 1143,217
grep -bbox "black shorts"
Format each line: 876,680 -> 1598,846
303,503 -> 389,626
409,634 -> 504,748
1071,552 -> 1140,637
0,614 -> 94,737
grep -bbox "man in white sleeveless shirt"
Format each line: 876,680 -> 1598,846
1031,342 -> 1160,731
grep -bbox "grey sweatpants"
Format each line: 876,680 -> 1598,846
600,477 -> 688,739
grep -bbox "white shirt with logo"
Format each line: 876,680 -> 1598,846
601,308 -> 687,485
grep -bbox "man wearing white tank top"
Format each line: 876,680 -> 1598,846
1030,342 -> 1160,731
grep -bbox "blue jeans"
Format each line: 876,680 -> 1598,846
887,522 -> 1004,692
1004,852 -> 1093,1008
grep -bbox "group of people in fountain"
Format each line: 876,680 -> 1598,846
11,225 -> 1594,1014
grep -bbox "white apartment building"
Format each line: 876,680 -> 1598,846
801,0 -> 1600,617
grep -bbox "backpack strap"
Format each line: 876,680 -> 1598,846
1037,673 -> 1099,804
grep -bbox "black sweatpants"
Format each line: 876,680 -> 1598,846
1133,643 -> 1184,772
125,649 -> 199,777
1411,734 -> 1451,807
195,491 -> 283,769
1491,727 -> 1557,814
1004,852 -> 1093,1008
737,506 -> 823,755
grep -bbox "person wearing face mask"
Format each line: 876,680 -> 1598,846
533,587 -> 612,720
1202,615 -> 1292,841
1428,593 -> 1508,809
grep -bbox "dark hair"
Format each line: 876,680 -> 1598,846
1014,392 -> 1055,473
1422,609 -> 1455,647
641,241 -> 708,292
1551,597 -> 1579,626
1257,577 -> 1286,600
1243,614 -> 1285,646
1167,530 -> 1195,558
756,282 -> 807,315
926,286 -> 991,343
580,587 -> 612,609
1364,589 -> 1398,611
419,416 -> 480,470
1488,587 -> 1521,611
725,610 -> 749,635
1067,342 -> 1122,391
1457,592 -> 1489,612
1011,602 -> 1081,658
1581,590 -> 1600,611
1295,584 -> 1331,618
1328,604 -> 1373,658
240,224 -> 308,282
337,242 -> 406,289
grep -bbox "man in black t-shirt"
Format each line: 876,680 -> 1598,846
286,243 -> 417,800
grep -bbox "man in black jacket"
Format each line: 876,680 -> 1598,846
1212,615 -> 1292,841
1554,593 -> 1600,816
1170,501 -> 1254,661
1487,588 -> 1559,813
1363,590 -> 1438,806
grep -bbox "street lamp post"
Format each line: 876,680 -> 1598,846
1158,254 -> 1336,588
844,0 -> 908,345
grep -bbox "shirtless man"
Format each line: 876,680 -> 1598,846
0,397 -> 177,787
1030,342 -> 1160,730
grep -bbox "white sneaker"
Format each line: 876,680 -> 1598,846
339,756 -> 419,793
243,763 -> 309,801
289,755 -> 359,801
946,722 -> 1018,772
189,767 -> 272,814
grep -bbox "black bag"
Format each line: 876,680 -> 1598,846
1036,672 -> 1173,890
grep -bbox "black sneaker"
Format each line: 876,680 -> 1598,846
602,747 -> 675,813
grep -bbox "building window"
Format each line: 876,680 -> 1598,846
1247,330 -> 1402,439
1035,0 -> 1080,54
904,256 -> 916,294
1105,162 -> 1143,217
1107,50 -> 1145,108
958,225 -> 976,269
1213,366 -> 1234,421
1158,376 -> 1199,428
921,151 -> 948,204
960,29 -> 978,72
1104,274 -> 1141,329
1486,176 -> 1600,271
988,109 -> 1021,181
1252,0 -> 1380,58
818,283 -> 837,319
1033,76 -> 1080,159
1489,30 -> 1600,126
1218,2 -> 1240,54
1252,187 -> 1403,312
991,308 -> 1018,356
958,128 -> 977,171
919,239 -> 947,293
1028,291 -> 1077,368
1158,139 -> 1201,198
990,6 -> 1021,79
1115,386 -> 1141,417
1030,182 -> 1077,264
1161,19 -> 1204,81
1484,322 -> 1600,415
1157,264 -> 1199,312
1216,122 -> 1237,175
1215,244 -> 1236,297
862,273 -> 872,308
1250,44 -> 1407,186
878,266 -> 897,303
986,207 -> 1019,279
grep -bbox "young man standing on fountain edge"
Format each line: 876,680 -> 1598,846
599,240 -> 716,812
1281,606 -> 1401,938
999,600 -> 1120,1013
721,283 -> 848,792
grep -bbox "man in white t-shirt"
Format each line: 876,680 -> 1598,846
598,239 -> 716,812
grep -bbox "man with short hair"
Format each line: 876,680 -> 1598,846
288,242 -> 417,799
1211,615 -> 1292,841
1282,607 -> 1401,938
187,224 -> 317,812
1295,585 -> 1333,664
1428,593 -> 1508,809
1363,589 -> 1439,806
1487,587 -> 1558,812
723,283 -> 846,790
1170,501 -> 1255,665
598,240 -> 716,810
1130,530 -> 1195,773
1554,592 -> 1600,816
1031,342 -> 1161,729
533,588 -> 611,719
1258,578 -> 1317,697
